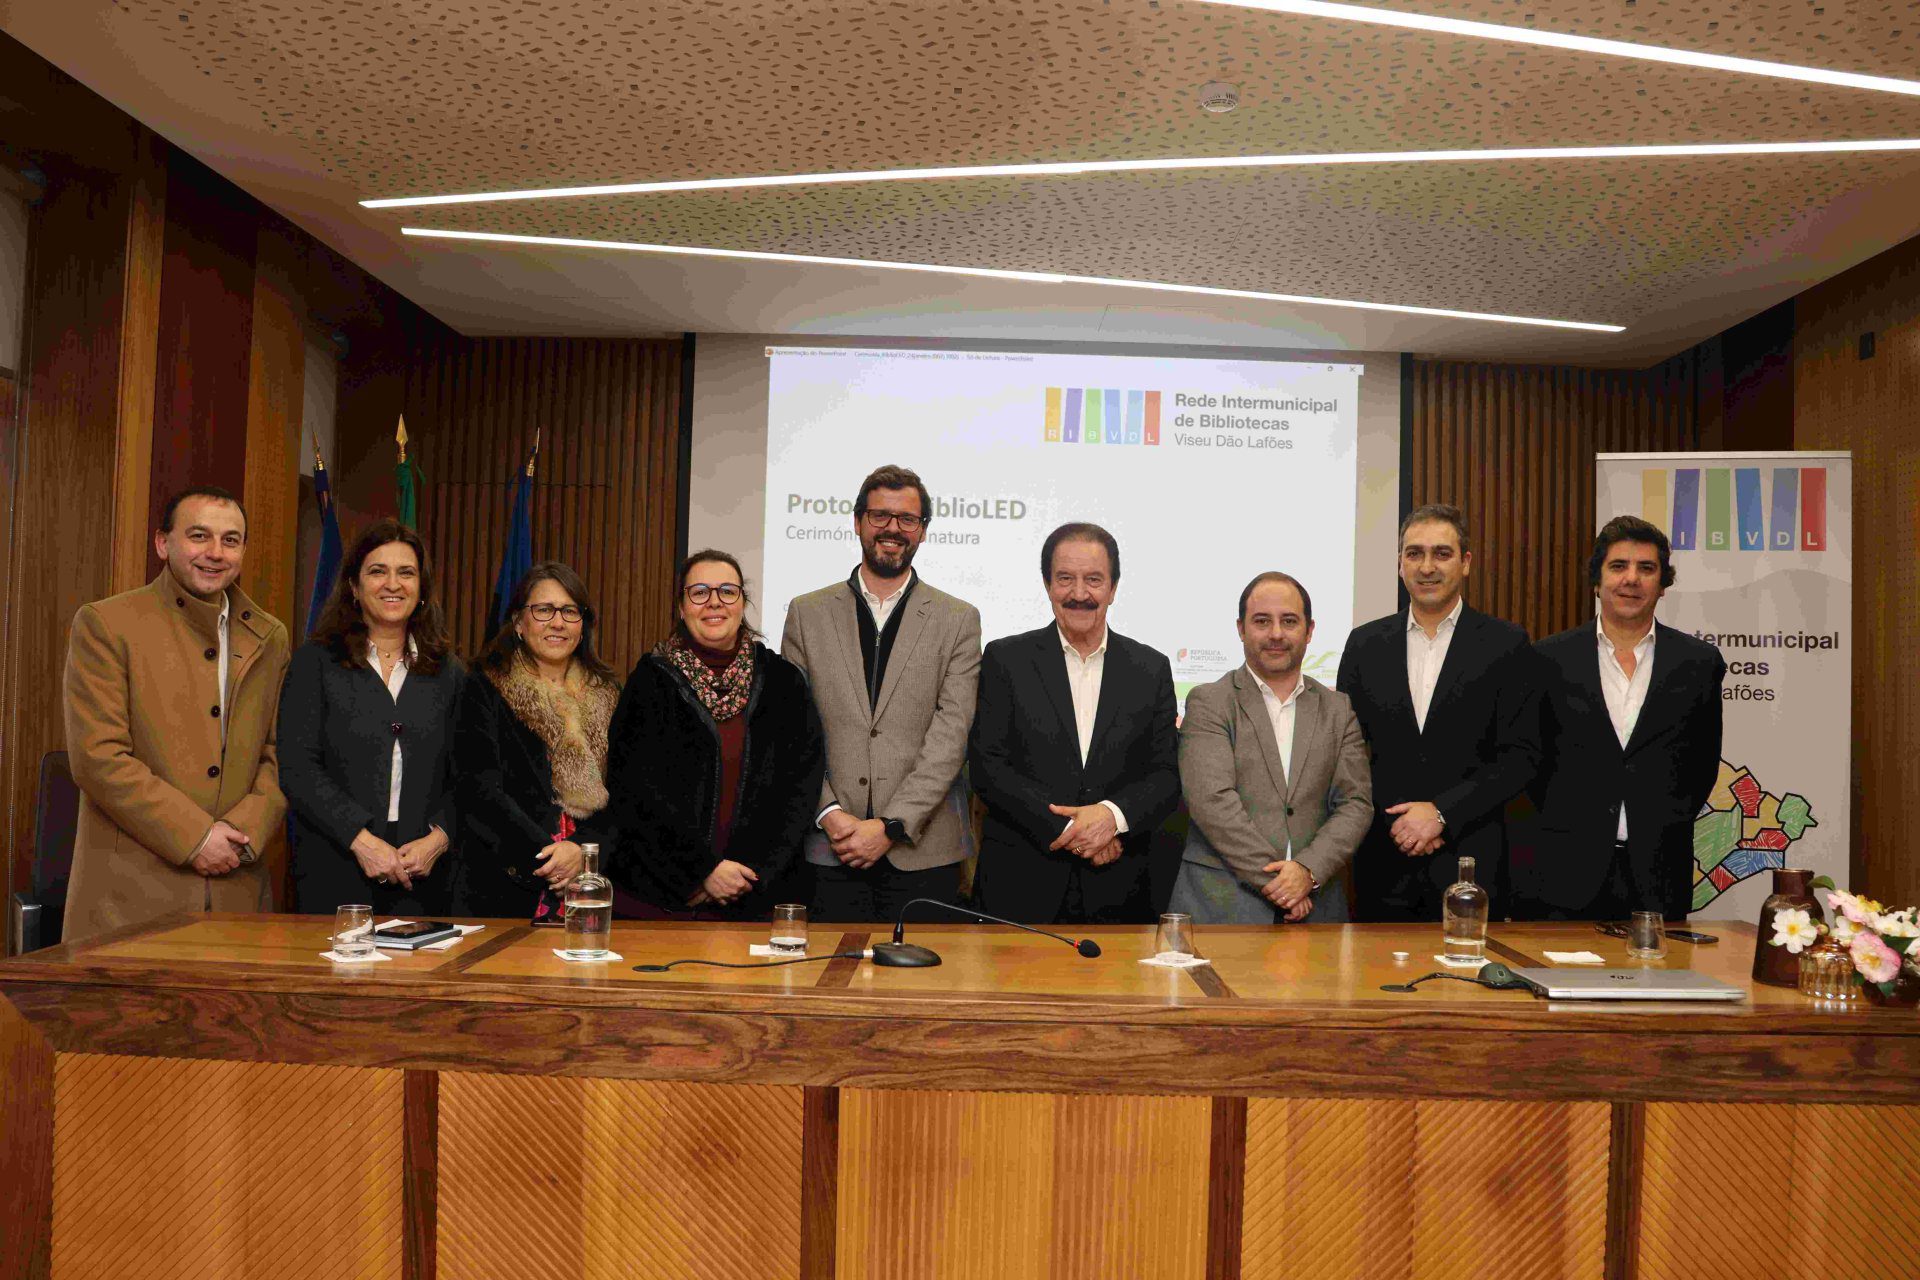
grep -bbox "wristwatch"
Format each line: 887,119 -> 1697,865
880,817 -> 909,845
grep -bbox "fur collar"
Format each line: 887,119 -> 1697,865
489,656 -> 620,818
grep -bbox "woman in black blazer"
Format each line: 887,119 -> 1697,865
452,562 -> 622,920
604,549 -> 825,918
279,519 -> 464,915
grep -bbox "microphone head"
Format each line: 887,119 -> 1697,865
1076,939 -> 1102,958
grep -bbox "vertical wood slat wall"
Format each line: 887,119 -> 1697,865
1408,354 -> 1703,640
402,336 -> 683,674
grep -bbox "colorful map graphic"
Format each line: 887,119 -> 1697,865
1692,760 -> 1818,910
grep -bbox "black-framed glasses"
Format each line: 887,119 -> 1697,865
861,509 -> 926,532
524,603 -> 583,623
683,583 -> 743,606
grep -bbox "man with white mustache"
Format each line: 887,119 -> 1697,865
61,486 -> 290,941
1519,515 -> 1726,920
1172,572 -> 1372,924
1337,504 -> 1538,922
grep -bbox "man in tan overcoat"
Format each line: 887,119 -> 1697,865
62,486 -> 291,941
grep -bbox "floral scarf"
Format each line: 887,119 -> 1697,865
658,633 -> 755,721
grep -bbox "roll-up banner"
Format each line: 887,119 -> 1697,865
1596,452 -> 1852,921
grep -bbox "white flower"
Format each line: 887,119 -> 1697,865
1831,914 -> 1860,945
1771,908 -> 1821,954
1877,911 -> 1920,939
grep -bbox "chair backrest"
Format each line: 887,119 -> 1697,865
32,750 -> 79,932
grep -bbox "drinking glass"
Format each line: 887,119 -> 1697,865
1156,913 -> 1194,960
1627,911 -> 1668,960
770,904 -> 808,957
333,904 -> 374,959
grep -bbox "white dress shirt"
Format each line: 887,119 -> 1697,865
1596,618 -> 1656,840
375,639 -> 414,823
858,567 -> 914,630
1406,597 -> 1462,733
1058,627 -> 1128,834
1247,666 -> 1305,857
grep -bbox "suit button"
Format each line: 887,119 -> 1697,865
207,765 -> 221,778
870,728 -> 879,738
241,610 -> 251,621
391,722 -> 404,737
1286,806 -> 1295,816
858,777 -> 868,786
204,647 -> 217,660
176,597 -> 185,607
210,706 -> 220,718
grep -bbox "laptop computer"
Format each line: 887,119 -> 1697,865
1508,967 -> 1747,1001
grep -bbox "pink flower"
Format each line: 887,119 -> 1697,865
1851,931 -> 1903,984
1827,889 -> 1875,926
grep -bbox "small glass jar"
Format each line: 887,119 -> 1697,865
1797,939 -> 1858,1001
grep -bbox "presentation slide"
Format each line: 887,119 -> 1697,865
760,346 -> 1361,697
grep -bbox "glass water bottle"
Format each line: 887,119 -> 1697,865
561,843 -> 613,960
1442,856 -> 1490,963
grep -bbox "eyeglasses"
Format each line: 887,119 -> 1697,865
683,583 -> 743,606
524,603 -> 583,623
861,510 -> 926,532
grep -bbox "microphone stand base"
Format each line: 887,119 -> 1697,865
869,942 -> 942,968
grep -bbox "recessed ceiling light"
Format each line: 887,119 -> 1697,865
1194,0 -> 1920,97
400,226 -> 1625,332
361,139 -> 1920,208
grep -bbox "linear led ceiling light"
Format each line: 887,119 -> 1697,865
1193,0 -> 1920,97
364,139 -> 1920,208
401,226 -> 1624,332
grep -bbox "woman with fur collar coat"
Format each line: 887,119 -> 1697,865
453,562 -> 622,920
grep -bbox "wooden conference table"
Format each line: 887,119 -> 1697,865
2,913 -> 1916,1280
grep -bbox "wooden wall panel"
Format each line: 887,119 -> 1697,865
401,336 -> 683,669
837,1089 -> 1211,1280
109,131 -> 164,597
436,1072 -> 804,1280
1408,354 -> 1701,640
241,226 -> 306,634
1793,241 -> 1920,906
50,1053 -> 404,1279
1241,1098 -> 1610,1280
1638,1102 -> 1920,1279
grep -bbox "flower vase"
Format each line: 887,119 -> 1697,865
1754,868 -> 1825,987
1861,953 -> 1920,1007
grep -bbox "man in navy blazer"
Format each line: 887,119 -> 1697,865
1520,515 -> 1726,920
968,523 -> 1180,924
1336,504 -> 1538,921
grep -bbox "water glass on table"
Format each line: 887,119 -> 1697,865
333,904 -> 374,959
1628,911 -> 1668,960
1155,913 -> 1194,961
770,904 -> 808,957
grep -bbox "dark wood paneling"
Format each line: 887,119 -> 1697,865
800,1085 -> 838,1280
241,226 -> 305,632
1205,1096 -> 1247,1280
1604,1101 -> 1644,1280
108,131 -> 165,597
1793,237 -> 1920,906
0,996 -> 54,1279
394,335 -> 685,668
402,1069 -> 438,1280
1409,354 -> 1702,640
1721,301 -> 1796,453
0,368 -> 16,903
145,153 -> 257,579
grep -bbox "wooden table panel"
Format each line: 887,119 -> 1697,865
845,926 -> 1207,1001
466,922 -> 855,990
84,915 -> 500,976
837,1089 -> 1211,1280
50,1054 -> 404,1280
437,1073 -> 805,1280
1242,1098 -> 1609,1280
1638,1101 -> 1920,1279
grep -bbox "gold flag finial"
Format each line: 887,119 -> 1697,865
526,427 -> 541,478
312,432 -> 326,473
395,414 -> 409,463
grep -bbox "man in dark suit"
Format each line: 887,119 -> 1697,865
969,523 -> 1180,924
1521,515 -> 1726,920
1336,504 -> 1537,922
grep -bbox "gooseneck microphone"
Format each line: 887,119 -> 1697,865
869,898 -> 1104,968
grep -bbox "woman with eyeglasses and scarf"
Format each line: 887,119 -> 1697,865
603,549 -> 824,918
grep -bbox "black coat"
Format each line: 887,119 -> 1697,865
967,625 -> 1180,924
1523,621 -> 1725,919
1335,605 -> 1538,921
277,641 -> 463,915
451,669 -> 615,919
604,642 -> 826,913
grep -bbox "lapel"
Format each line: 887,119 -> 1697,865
1083,631 -> 1126,771
1382,611 -> 1421,738
873,593 -> 931,722
1576,625 -> 1621,753
1233,669 -> 1290,799
827,584 -> 869,722
1031,628 -> 1080,767
1420,606 -> 1477,735
1623,623 -> 1680,756
1286,681 -> 1324,804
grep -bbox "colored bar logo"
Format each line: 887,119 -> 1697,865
1801,468 -> 1827,550
1646,465 -> 1827,552
1641,469 -> 1669,534
1769,467 -> 1798,549
1670,469 -> 1701,551
1703,468 -> 1733,550
1735,468 -> 1763,550
1042,388 -> 1164,444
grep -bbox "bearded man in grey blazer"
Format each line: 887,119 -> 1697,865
781,465 -> 982,923
1173,571 -> 1372,924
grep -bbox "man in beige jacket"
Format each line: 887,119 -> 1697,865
62,486 -> 291,941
